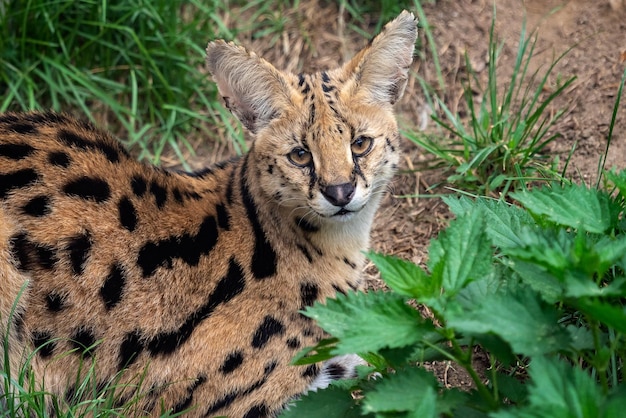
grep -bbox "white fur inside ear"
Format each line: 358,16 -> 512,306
205,41 -> 291,133
352,10 -> 418,105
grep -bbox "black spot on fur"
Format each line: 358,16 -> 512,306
131,175 -> 147,197
63,176 -> 110,203
0,143 -> 35,159
10,233 -> 57,271
286,337 -> 301,349
137,216 -> 218,277
119,331 -> 143,370
32,331 -> 55,358
13,311 -> 25,342
243,404 -> 269,418
300,282 -> 319,309
100,263 -> 126,310
220,351 -> 244,374
225,169 -> 236,205
173,375 -> 207,414
296,217 -> 319,233
24,112 -> 67,125
65,385 -> 77,403
22,195 -> 51,217
216,203 -> 230,230
118,196 -> 138,232
67,232 -> 91,275
71,328 -> 96,357
204,360 -> 276,416
48,151 -> 71,167
321,71 -> 330,83
149,181 -> 167,209
58,129 -> 124,163
172,188 -> 183,203
251,316 -> 285,349
0,168 -> 39,199
302,364 -> 319,378
343,257 -> 356,269
297,244 -> 313,263
325,363 -> 348,379
46,292 -> 65,312
332,284 -> 347,296
147,257 -> 245,355
241,156 -> 277,279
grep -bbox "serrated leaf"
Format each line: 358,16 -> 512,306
304,291 -> 431,355
362,367 -> 438,417
428,209 -> 493,297
279,385 -> 365,418
367,252 -> 436,298
511,185 -> 618,233
571,299 -> 626,334
448,287 -> 571,356
506,259 -> 562,303
605,168 -> 626,198
444,196 -> 535,248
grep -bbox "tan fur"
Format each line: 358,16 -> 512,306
0,11 -> 417,417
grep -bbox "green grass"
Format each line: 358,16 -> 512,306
407,5 -> 576,197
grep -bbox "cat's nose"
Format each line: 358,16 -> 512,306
321,183 -> 355,207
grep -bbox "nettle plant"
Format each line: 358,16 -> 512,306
283,170 -> 626,418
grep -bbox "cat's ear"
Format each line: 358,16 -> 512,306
206,41 -> 292,134
344,10 -> 417,106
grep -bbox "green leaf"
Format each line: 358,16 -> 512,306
571,299 -> 626,334
304,291 -> 432,355
507,259 -> 562,303
605,168 -> 626,198
367,252 -> 435,298
511,185 -> 619,233
444,196 -> 535,249
362,367 -> 438,417
428,209 -> 493,298
448,287 -> 571,356
279,385 -> 365,418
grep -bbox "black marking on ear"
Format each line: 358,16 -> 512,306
216,203 -> 230,230
22,195 -> 51,217
101,263 -> 126,310
244,404 -> 269,418
0,143 -> 35,159
46,292 -> 65,312
286,337 -> 301,350
147,257 -> 245,355
149,181 -> 167,209
131,175 -> 147,197
220,350 -> 244,374
48,151 -> 71,167
0,168 -> 40,199
58,129 -> 125,163
297,244 -> 313,263
300,282 -> 319,309
67,232 -> 91,275
32,330 -> 55,358
173,375 -> 208,414
251,316 -> 285,349
302,364 -> 319,378
71,328 -> 96,358
63,176 -> 110,203
137,216 -> 218,277
119,330 -> 143,370
240,156 -> 277,279
118,196 -> 138,232
296,217 -> 319,233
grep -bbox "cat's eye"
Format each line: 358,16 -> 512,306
288,147 -> 312,167
351,136 -> 373,157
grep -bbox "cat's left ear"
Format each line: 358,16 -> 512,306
344,10 -> 417,106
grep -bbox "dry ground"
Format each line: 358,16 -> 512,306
177,0 -> 626,390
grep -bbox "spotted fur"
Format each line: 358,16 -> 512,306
0,11 -> 417,417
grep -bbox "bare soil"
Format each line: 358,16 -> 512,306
178,0 -> 626,392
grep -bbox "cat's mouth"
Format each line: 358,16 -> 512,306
333,208 -> 352,216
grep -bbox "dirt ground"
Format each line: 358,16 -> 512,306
181,0 -> 626,391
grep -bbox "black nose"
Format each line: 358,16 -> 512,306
321,183 -> 355,207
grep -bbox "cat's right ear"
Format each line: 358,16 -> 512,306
206,41 -> 292,134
